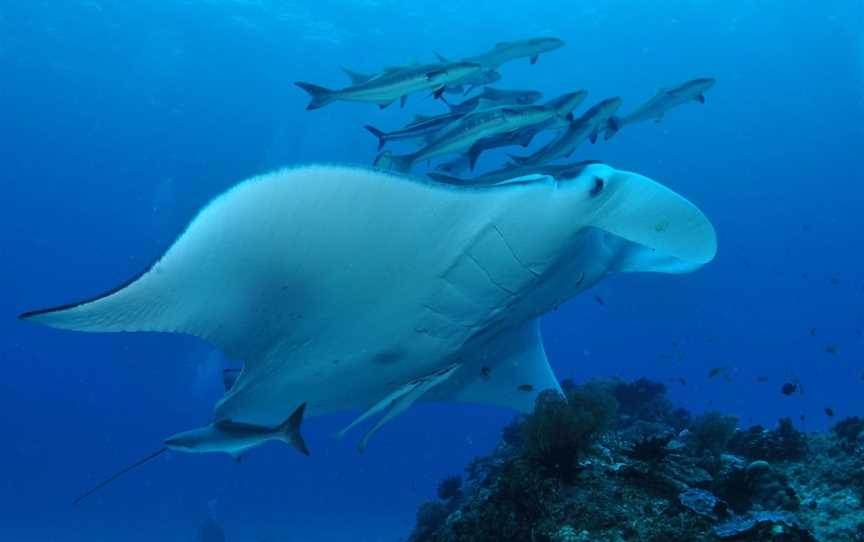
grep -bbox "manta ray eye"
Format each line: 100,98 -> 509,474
589,176 -> 604,198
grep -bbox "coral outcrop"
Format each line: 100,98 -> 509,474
407,381 -> 864,542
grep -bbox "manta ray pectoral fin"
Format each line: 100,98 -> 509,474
340,363 -> 461,452
430,318 -> 560,413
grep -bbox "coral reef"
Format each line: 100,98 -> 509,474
407,378 -> 864,542
729,418 -> 808,462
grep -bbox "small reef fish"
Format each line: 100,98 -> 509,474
781,382 -> 798,396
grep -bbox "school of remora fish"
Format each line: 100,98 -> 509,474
295,37 -> 716,178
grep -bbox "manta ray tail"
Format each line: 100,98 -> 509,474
72,447 -> 168,505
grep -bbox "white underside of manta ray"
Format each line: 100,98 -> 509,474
20,163 -> 716,455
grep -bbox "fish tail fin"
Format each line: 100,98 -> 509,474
466,144 -> 483,171
277,403 -> 310,456
364,125 -> 388,151
294,82 -> 336,110
604,116 -> 621,140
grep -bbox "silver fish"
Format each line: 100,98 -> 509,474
510,97 -> 622,166
378,91 -> 585,172
605,78 -> 716,139
365,112 -> 466,151
460,90 -> 589,169
448,87 -> 543,114
295,61 -> 483,110
466,37 -> 566,68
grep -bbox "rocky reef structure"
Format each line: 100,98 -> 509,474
407,380 -> 864,542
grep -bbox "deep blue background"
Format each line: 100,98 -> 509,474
1,1 -> 862,540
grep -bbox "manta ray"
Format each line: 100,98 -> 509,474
20,163 -> 716,458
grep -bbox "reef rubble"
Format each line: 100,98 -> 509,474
407,380 -> 864,542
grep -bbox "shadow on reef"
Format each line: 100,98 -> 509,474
407,379 -> 864,542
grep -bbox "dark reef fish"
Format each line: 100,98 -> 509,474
781,382 -> 799,396
295,61 -> 482,110
604,77 -> 716,139
708,366 -> 727,379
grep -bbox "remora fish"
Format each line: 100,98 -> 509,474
449,87 -> 543,114
605,78 -> 716,139
295,61 -> 483,110
379,91 -> 586,172
510,97 -> 622,166
428,160 -> 602,186
365,111 -> 466,151
440,65 -> 502,95
461,90 -> 589,169
466,37 -> 566,67
165,403 -> 309,457
435,155 -> 472,175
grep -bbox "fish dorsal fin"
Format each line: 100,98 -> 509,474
424,319 -> 561,412
433,51 -> 450,63
341,66 -> 374,85
339,363 -> 461,452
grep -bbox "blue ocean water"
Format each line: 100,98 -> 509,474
1,1 -> 862,540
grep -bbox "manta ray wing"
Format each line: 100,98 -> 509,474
20,164 -> 716,446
